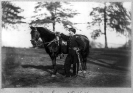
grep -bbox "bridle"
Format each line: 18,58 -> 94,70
30,27 -> 41,47
30,27 -> 60,47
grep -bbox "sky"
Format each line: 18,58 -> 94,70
2,1 -> 131,48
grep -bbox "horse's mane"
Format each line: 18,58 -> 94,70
37,27 -> 55,35
34,27 -> 56,42
60,33 -> 70,41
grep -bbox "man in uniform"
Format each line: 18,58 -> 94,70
64,27 -> 84,77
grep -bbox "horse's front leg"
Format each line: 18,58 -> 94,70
51,57 -> 57,77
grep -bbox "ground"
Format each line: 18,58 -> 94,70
2,47 -> 131,88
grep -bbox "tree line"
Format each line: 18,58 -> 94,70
2,1 -> 131,48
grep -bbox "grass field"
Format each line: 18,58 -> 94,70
2,47 -> 131,88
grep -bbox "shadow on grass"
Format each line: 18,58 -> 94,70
2,47 -> 21,88
88,59 -> 130,71
88,48 -> 131,71
21,64 -> 65,75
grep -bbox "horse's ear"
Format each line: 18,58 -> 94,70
30,26 -> 32,28
55,32 -> 60,36
30,26 -> 34,30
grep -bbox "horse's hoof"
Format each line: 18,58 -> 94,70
83,71 -> 86,74
51,74 -> 56,78
35,47 -> 38,49
78,70 -> 82,73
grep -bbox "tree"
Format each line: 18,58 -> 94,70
2,1 -> 25,28
89,2 -> 131,48
31,1 -> 79,31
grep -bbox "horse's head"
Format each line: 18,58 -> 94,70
30,26 -> 40,47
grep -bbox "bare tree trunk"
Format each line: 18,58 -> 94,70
104,3 -> 108,48
51,8 -> 56,32
52,7 -> 57,32
53,22 -> 55,31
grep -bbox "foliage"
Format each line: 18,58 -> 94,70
91,29 -> 102,39
29,18 -> 54,25
2,1 -> 25,28
90,2 -> 131,36
107,2 -> 131,34
31,1 -> 79,30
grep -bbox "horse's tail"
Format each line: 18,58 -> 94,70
82,36 -> 90,71
78,35 -> 90,57
83,38 -> 90,58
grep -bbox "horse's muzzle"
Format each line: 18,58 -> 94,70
30,39 -> 37,45
30,39 -> 36,43
30,39 -> 34,42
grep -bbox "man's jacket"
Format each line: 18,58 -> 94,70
68,35 -> 86,51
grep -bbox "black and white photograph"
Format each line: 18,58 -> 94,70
1,0 -> 132,92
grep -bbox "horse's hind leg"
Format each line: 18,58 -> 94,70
82,58 -> 87,74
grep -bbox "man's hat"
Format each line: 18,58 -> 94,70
69,28 -> 76,33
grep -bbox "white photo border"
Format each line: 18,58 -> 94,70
0,0 -> 132,93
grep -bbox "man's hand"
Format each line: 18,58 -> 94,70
73,47 -> 80,51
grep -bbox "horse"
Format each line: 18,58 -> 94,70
30,26 -> 69,77
45,33 -> 90,76
30,26 -> 90,77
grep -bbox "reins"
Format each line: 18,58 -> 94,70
45,32 -> 60,46
45,39 -> 59,46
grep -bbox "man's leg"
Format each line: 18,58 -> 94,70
73,52 -> 79,76
64,54 -> 71,77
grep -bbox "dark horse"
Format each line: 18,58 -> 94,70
30,26 -> 67,77
30,26 -> 90,77
47,33 -> 90,76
